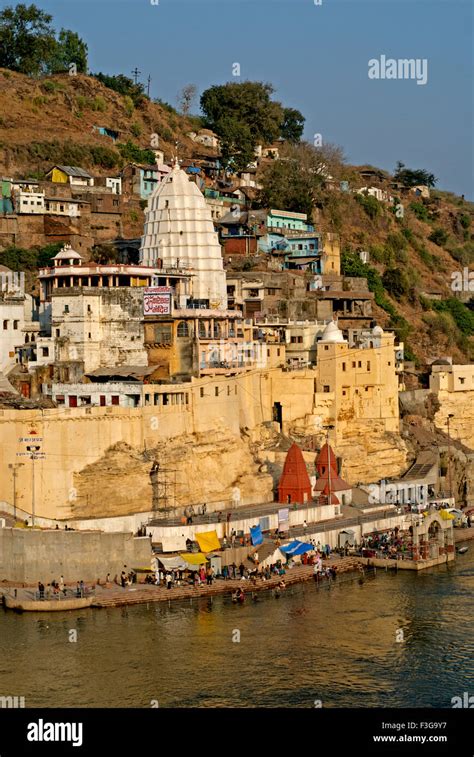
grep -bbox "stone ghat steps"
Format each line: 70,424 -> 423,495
91,557 -> 364,608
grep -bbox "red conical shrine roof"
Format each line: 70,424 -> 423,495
320,481 -> 340,505
315,443 -> 338,472
278,443 -> 312,504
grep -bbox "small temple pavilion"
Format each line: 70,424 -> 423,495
314,443 -> 352,506
278,443 -> 312,504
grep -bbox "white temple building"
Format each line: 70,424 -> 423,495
139,160 -> 227,310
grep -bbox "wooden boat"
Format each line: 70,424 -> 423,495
3,595 -> 93,612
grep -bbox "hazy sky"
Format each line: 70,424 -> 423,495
5,0 -> 473,197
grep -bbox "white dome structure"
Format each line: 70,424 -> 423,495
53,244 -> 83,260
320,320 -> 346,343
139,161 -> 227,309
372,324 -> 384,337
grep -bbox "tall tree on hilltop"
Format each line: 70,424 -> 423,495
0,4 -> 55,75
0,3 -> 88,75
200,81 -> 305,170
50,29 -> 88,74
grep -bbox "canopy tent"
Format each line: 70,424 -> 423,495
195,530 -> 221,553
250,524 -> 263,546
179,552 -> 209,570
158,556 -> 188,570
280,540 -> 314,556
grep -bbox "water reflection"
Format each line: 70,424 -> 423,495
1,553 -> 473,708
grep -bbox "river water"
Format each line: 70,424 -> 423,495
1,553 -> 473,708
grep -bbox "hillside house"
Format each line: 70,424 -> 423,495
120,163 -> 171,199
12,181 -> 45,215
46,166 -> 94,187
187,129 -> 220,150
92,126 -> 119,142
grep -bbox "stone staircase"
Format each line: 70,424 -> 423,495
91,554 -> 366,609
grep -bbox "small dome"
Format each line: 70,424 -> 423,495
320,321 -> 346,343
372,324 -> 383,337
53,244 -> 83,261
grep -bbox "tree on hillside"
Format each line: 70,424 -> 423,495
394,161 -> 437,188
177,83 -> 197,116
200,81 -> 305,170
280,107 -> 305,143
0,4 -> 55,75
93,73 -> 146,105
215,117 -> 256,172
0,4 -> 88,75
257,141 -> 345,217
50,29 -> 88,74
382,267 -> 410,298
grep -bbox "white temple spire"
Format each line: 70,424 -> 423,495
139,164 -> 227,309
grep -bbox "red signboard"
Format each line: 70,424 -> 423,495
143,287 -> 172,316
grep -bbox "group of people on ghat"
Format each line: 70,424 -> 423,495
358,528 -> 413,558
36,576 -> 88,600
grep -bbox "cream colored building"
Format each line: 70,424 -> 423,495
321,232 -> 341,276
29,288 -> 147,379
316,321 -> 400,435
0,269 -> 37,374
429,360 -> 474,392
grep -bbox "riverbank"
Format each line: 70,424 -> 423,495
1,555 -> 364,611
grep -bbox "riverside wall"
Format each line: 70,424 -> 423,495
0,528 -> 152,583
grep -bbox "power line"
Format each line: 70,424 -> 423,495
131,67 -> 141,85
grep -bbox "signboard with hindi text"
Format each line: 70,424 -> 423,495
143,287 -> 172,316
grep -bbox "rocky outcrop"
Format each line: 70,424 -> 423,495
71,431 -> 273,518
336,424 -> 408,484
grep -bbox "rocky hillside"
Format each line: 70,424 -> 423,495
313,182 -> 474,366
0,69 -> 208,177
0,69 -> 473,368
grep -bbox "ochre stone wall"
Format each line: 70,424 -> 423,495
434,390 -> 474,450
0,367 -> 407,520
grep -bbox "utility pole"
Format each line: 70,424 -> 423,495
324,424 -> 335,507
131,67 -> 141,85
8,463 -> 24,521
26,444 -> 41,526
147,74 -> 151,97
447,413 -> 454,502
